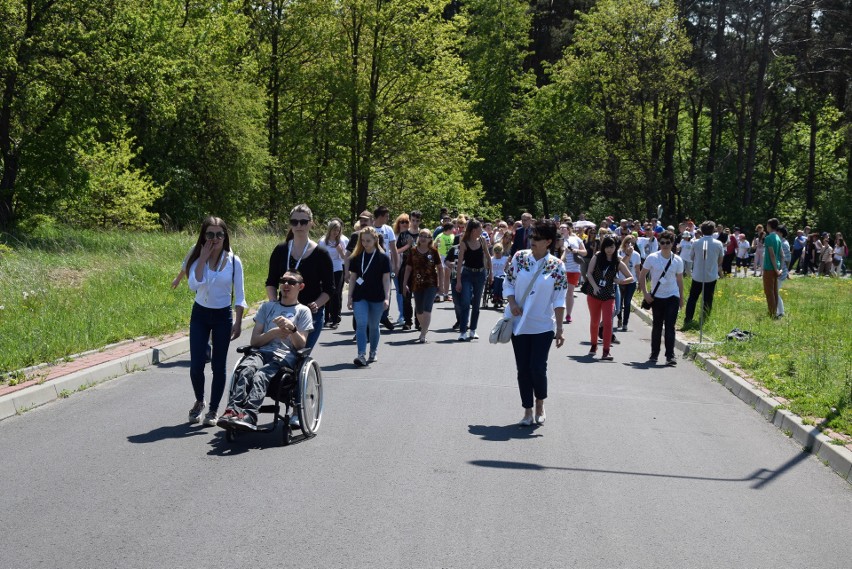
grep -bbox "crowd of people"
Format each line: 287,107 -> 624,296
174,206 -> 848,428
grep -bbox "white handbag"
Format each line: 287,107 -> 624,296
488,254 -> 549,345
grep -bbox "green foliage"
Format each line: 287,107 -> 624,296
61,129 -> 164,229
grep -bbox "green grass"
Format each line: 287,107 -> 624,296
0,226 -> 281,379
681,275 -> 852,438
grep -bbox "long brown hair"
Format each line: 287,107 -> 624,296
186,216 -> 231,272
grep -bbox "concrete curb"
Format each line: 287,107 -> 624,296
0,316 -> 255,422
629,300 -> 852,484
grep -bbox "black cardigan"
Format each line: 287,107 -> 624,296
266,242 -> 335,305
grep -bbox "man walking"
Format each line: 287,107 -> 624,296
510,212 -> 533,255
683,221 -> 724,329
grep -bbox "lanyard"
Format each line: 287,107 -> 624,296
288,240 -> 310,271
361,250 -> 377,275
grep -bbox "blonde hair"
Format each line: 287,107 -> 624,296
351,226 -> 385,257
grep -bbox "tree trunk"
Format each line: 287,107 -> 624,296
662,98 -> 681,223
743,0 -> 772,206
806,108 -> 817,210
704,0 -> 726,214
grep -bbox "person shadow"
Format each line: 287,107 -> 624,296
468,423 -> 544,441
127,423 -> 210,444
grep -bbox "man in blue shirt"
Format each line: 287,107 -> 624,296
790,229 -> 807,273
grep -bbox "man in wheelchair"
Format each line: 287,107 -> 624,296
217,270 -> 314,430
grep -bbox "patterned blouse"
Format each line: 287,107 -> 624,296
503,250 -> 568,336
406,246 -> 441,292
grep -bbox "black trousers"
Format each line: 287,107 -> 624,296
650,295 -> 680,359
684,279 -> 716,324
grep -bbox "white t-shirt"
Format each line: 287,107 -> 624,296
679,239 -> 693,262
562,235 -> 585,273
254,301 -> 314,359
491,255 -> 507,277
644,252 -> 683,299
374,224 -> 396,257
636,237 -> 650,259
737,239 -> 750,259
319,235 -> 349,272
618,250 -> 642,281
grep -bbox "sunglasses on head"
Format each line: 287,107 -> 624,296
279,278 -> 301,286
205,231 -> 225,240
290,218 -> 311,226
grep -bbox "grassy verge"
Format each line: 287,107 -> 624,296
0,226 -> 281,382
680,275 -> 852,438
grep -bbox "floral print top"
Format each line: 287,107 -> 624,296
503,250 -> 568,335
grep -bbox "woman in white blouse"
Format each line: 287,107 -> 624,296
503,220 -> 568,426
186,217 -> 247,426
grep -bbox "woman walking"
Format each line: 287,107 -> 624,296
265,204 -> 335,350
584,236 -> 634,360
454,219 -> 493,341
560,223 -> 586,324
617,235 -> 641,332
318,219 -> 348,329
504,220 -> 567,426
638,231 -> 684,366
347,227 -> 392,367
403,229 -> 444,343
186,217 -> 247,425
393,213 -> 416,329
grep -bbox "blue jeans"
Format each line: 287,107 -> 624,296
189,303 -> 233,411
454,268 -> 486,333
619,282 -> 637,326
354,300 -> 384,356
305,307 -> 324,351
511,331 -> 554,409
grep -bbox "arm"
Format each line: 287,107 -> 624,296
231,256 -> 247,340
266,245 -> 286,301
382,271 -> 392,310
617,260 -> 634,285
309,249 -> 335,312
389,240 -> 399,274
455,241 -> 467,291
767,244 -> 780,275
639,266 -> 652,304
346,270 -> 358,311
403,263 -> 412,295
676,272 -> 685,308
483,237 -> 493,282
585,256 -> 600,295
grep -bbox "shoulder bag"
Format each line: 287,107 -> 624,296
640,256 -> 672,309
490,254 -> 549,344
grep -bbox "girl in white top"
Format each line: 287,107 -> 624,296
319,219 -> 349,327
185,217 -> 248,426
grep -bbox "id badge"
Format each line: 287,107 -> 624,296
356,277 -> 364,285
598,279 -> 607,287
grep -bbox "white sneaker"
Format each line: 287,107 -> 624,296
188,400 -> 205,424
468,329 -> 478,340
354,355 -> 368,367
519,415 -> 534,426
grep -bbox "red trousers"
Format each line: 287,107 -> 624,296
587,296 -> 615,351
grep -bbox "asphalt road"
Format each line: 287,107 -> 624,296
1,298 -> 850,568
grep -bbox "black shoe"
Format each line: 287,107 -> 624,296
381,317 -> 395,331
648,354 -> 659,364
402,323 -> 412,331
665,357 -> 677,367
452,322 -> 459,331
611,334 -> 619,344
231,414 -> 257,431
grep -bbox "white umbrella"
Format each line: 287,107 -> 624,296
573,220 -> 596,229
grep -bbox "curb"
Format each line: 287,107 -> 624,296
629,300 -> 852,484
0,316 -> 255,422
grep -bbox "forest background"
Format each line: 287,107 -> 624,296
0,0 -> 850,235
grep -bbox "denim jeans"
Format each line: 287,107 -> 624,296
511,331 -> 554,409
189,303 -> 233,412
454,268 -> 486,333
354,300 -> 384,356
619,282 -> 637,326
650,295 -> 680,359
305,307 -> 324,351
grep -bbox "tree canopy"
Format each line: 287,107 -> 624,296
0,0 -> 848,235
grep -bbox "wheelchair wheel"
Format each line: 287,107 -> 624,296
297,358 -> 323,436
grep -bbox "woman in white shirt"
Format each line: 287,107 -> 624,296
186,217 -> 248,426
503,220 -> 568,426
617,236 -> 642,332
319,219 -> 349,329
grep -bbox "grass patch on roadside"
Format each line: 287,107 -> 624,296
681,275 -> 852,437
0,225 -> 281,379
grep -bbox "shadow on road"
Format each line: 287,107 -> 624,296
155,360 -> 192,369
623,360 -> 659,369
206,428 -> 310,456
469,450 -> 814,488
127,423 -> 210,444
468,424 -> 544,441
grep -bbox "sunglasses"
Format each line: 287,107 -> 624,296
400,221 -> 409,225
290,218 -> 311,226
205,231 -> 225,240
659,240 -> 672,245
279,278 -> 302,286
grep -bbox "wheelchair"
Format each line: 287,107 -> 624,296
481,276 -> 504,310
222,345 -> 324,446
